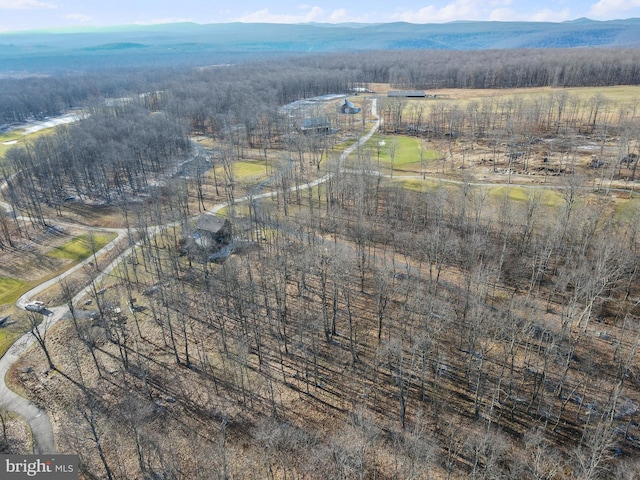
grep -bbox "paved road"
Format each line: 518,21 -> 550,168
0,310 -> 62,454
0,223 -> 126,454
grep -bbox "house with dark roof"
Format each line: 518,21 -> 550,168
181,214 -> 233,262
300,117 -> 331,134
194,215 -> 232,248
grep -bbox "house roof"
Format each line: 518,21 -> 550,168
196,214 -> 227,233
341,99 -> 361,114
301,117 -> 331,130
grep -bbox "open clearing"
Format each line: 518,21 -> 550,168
0,126 -> 56,161
0,227 -> 117,308
46,233 -> 115,262
362,134 -> 440,168
0,112 -> 82,162
371,83 -> 640,106
0,277 -> 31,306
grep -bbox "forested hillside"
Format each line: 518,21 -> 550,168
1,45 -> 640,478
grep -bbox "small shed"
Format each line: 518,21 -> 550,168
350,87 -> 373,94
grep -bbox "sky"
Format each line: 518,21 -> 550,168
1,0 -> 639,32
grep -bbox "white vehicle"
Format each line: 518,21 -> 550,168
24,300 -> 46,313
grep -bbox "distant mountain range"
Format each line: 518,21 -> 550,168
1,18 -> 639,74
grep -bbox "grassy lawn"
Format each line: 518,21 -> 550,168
488,186 -> 529,202
233,160 -> 270,179
489,185 -> 565,207
393,180 -> 567,210
363,134 -> 439,171
0,305 -> 33,358
0,277 -> 31,305
0,231 -> 118,309
209,160 -> 270,180
0,130 -> 24,160
0,329 -> 20,360
208,161 -> 271,192
0,128 -> 53,162
47,232 -> 116,262
615,196 -> 640,222
216,202 -> 252,218
392,178 -> 443,192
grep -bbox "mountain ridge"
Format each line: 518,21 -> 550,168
1,18 -> 639,73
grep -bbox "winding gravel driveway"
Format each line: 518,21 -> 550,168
0,99 -> 379,454
0,222 -> 126,454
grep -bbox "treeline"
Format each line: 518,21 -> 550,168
0,67 -> 178,126
3,47 -> 640,128
163,61 -> 355,138
3,103 -> 190,221
349,48 -> 640,88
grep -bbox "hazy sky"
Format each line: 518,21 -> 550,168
1,0 -> 639,32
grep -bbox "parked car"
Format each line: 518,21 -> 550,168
25,300 -> 46,313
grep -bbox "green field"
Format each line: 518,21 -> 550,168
209,161 -> 271,187
392,179 -> 568,210
488,185 -> 565,208
0,130 -> 24,160
0,127 -> 54,162
0,277 -> 31,305
0,232 -> 116,308
233,161 -> 270,179
615,197 -> 640,222
392,178 -> 442,192
0,328 -> 20,360
488,186 -> 530,202
363,134 -> 439,170
47,232 -> 116,262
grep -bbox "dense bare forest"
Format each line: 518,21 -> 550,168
2,48 -> 640,478
3,47 -> 640,125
